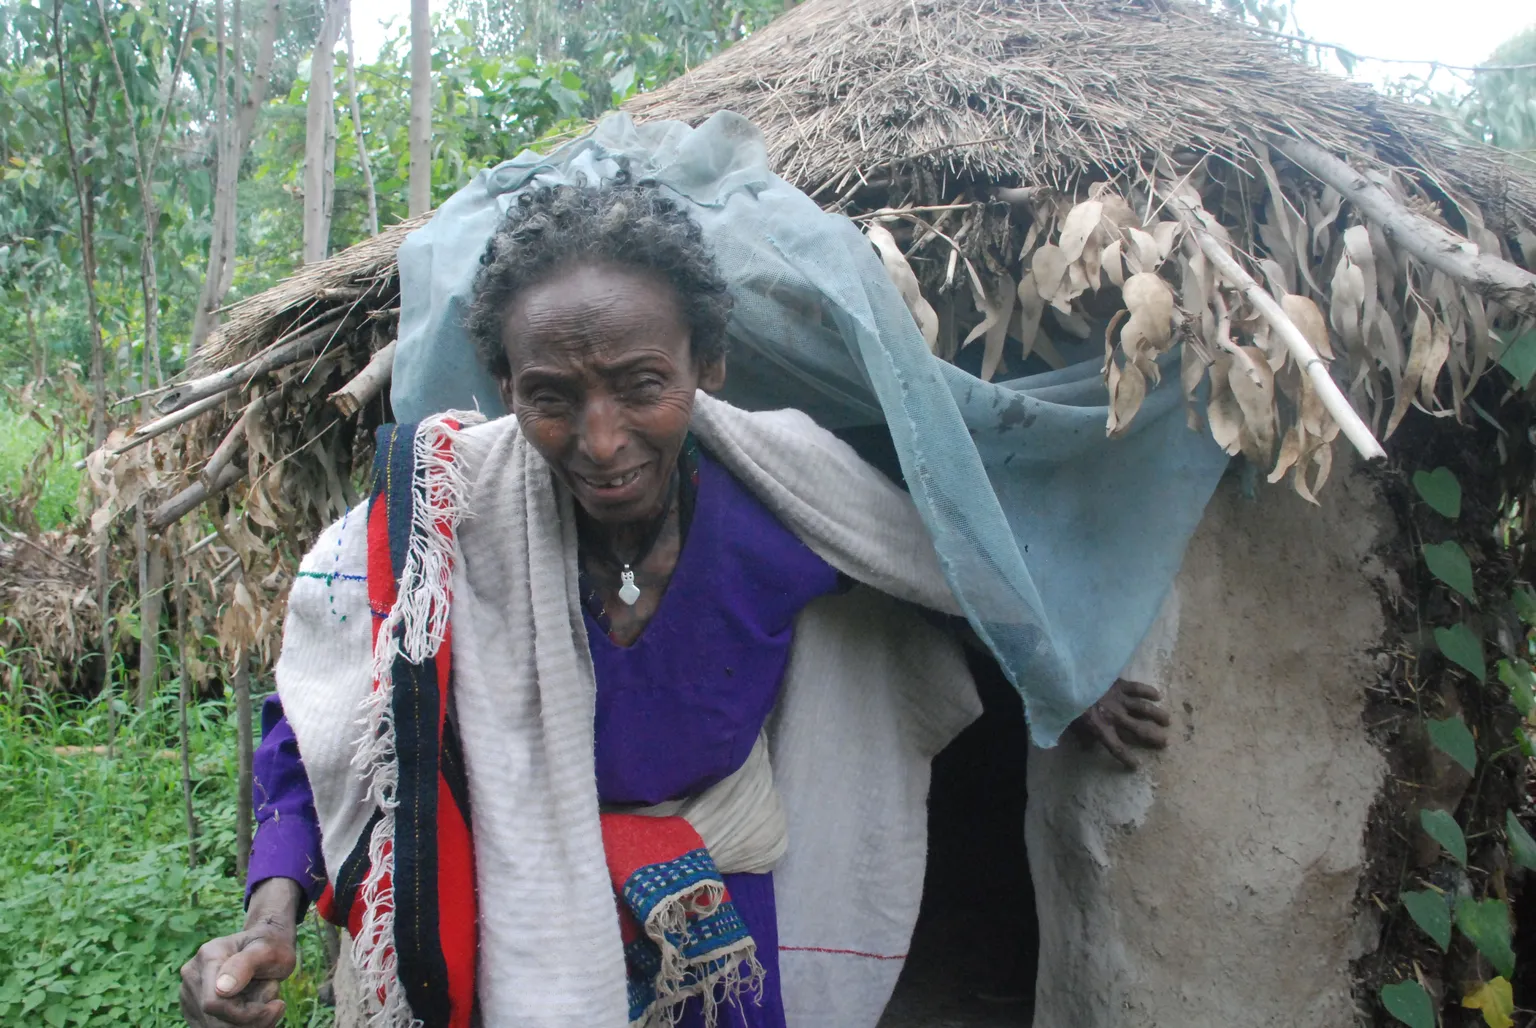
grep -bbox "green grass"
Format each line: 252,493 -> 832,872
0,403 -> 83,530
0,670 -> 333,1027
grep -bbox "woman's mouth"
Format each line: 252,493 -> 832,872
576,466 -> 646,492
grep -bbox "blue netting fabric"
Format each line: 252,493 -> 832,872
393,112 -> 1229,745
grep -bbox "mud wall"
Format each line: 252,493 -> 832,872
1027,463 -> 1391,1027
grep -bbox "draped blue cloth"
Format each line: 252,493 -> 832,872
392,112 -> 1229,745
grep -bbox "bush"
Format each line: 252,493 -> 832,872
0,689 -> 331,1026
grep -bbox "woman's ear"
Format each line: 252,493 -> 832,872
697,356 -> 727,393
497,375 -> 516,411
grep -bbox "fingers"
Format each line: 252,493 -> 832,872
1115,679 -> 1163,702
1076,706 -> 1139,771
180,976 -> 283,1028
1096,723 -> 1140,771
213,938 -> 289,997
1115,713 -> 1170,749
1120,697 -> 1172,727
182,933 -> 292,1028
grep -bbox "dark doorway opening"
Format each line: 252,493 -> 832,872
879,646 -> 1038,1026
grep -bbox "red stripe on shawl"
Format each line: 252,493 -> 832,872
435,623 -> 476,1028
367,488 -> 396,649
316,884 -> 336,923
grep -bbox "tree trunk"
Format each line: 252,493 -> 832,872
303,0 -> 345,264
54,0 -> 114,732
214,0 -> 244,306
138,534 -> 165,708
234,644 -> 253,880
235,0 -> 281,151
193,0 -> 232,353
135,507 -> 150,706
93,0 -> 174,394
408,0 -> 432,217
344,9 -> 379,236
175,541 -> 198,868
23,302 -> 42,382
191,0 -> 282,352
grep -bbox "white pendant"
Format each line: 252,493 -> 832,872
618,567 -> 641,606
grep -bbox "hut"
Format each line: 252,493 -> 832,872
73,0 -> 1536,1023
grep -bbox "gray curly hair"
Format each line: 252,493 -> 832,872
467,179 -> 733,380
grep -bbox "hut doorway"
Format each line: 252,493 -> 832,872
880,647 -> 1038,1026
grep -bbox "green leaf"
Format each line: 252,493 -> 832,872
1423,541 -> 1476,602
1413,467 -> 1462,518
1435,623 -> 1487,682
1496,328 -> 1536,388
1402,889 -> 1453,950
1507,810 -> 1536,871
608,63 -> 636,97
1515,587 -> 1536,627
1427,715 -> 1477,774
1497,660 -> 1535,716
1421,808 -> 1468,865
1455,896 -> 1516,979
1381,980 -> 1435,1028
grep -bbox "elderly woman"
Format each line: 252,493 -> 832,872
180,181 -> 1167,1028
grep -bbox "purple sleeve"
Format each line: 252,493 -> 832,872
247,694 -> 327,907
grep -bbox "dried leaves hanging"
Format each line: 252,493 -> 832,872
860,147 -> 1532,504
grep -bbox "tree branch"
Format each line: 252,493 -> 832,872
1271,137 -> 1536,318
1187,222 -> 1387,461
328,338 -> 394,416
151,462 -> 245,530
153,313 -> 350,415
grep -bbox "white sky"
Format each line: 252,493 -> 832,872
1290,0 -> 1534,89
351,0 -> 1535,88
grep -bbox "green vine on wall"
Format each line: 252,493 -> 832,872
1381,464 -> 1535,1028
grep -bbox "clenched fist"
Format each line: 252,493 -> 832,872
180,878 -> 303,1027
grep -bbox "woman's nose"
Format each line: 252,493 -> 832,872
578,396 -> 627,465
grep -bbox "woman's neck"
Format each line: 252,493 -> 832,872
581,491 -> 678,564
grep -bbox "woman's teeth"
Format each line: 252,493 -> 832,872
585,468 -> 643,489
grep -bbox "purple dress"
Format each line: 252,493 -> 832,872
250,447 -> 840,1027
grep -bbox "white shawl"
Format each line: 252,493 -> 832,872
275,394 -> 981,1027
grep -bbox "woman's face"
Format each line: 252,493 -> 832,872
499,260 -> 726,527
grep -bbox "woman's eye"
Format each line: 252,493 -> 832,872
527,390 -> 568,409
629,378 -> 665,395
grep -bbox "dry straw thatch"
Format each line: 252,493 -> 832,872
56,0 -> 1536,661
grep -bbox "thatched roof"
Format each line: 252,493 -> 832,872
187,0 -> 1536,377
65,0 -> 1536,661
625,0 -> 1536,226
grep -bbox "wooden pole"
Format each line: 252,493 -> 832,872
303,0 -> 345,264
152,313 -> 349,416
1191,227 -> 1387,461
151,463 -> 246,531
1272,137 -> 1536,318
113,390 -> 231,456
234,644 -> 253,881
344,9 -> 379,237
175,541 -> 198,868
329,339 -> 395,416
140,541 -> 165,708
408,0 -> 432,217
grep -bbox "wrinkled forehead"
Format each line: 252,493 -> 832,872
502,261 -> 691,373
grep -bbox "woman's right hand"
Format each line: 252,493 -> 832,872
180,878 -> 303,1027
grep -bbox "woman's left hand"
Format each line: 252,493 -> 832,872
1072,679 -> 1171,770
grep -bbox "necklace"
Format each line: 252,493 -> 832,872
580,469 -> 679,606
